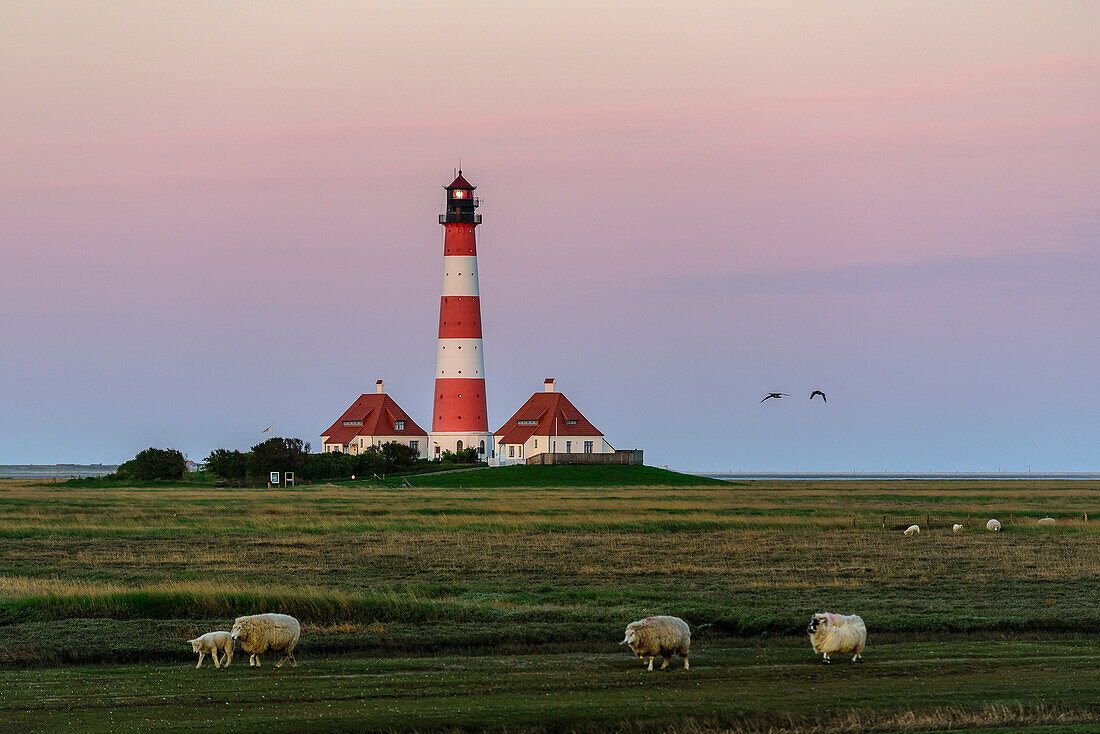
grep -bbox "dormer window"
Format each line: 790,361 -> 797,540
517,419 -> 538,425
566,419 -> 578,425
394,420 -> 405,431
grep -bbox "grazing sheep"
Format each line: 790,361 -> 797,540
986,519 -> 1001,532
188,631 -> 234,669
952,524 -> 964,533
621,616 -> 691,671
807,612 -> 867,664
231,613 -> 300,668
1038,517 -> 1056,526
903,524 -> 920,535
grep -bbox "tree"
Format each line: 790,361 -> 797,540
115,447 -> 187,480
203,449 -> 248,481
380,442 -> 419,471
249,437 -> 311,478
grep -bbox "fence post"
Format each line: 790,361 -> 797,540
882,514 -> 886,529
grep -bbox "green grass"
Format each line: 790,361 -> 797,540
389,464 -> 731,487
1,641 -> 1098,733
1,476 -> 1098,731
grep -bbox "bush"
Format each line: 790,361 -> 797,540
299,442 -> 420,481
114,448 -> 187,481
439,447 -> 480,464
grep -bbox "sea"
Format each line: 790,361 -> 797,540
0,465 -> 119,479
696,472 -> 1100,481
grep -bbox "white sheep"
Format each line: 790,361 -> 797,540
231,613 -> 301,668
903,524 -> 920,535
807,612 -> 866,664
1038,517 -> 1055,526
621,616 -> 690,671
952,524 -> 964,533
188,631 -> 234,669
986,519 -> 1001,532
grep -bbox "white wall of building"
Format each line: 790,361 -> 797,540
440,256 -> 480,297
434,338 -> 485,377
429,432 -> 493,459
494,434 -> 612,465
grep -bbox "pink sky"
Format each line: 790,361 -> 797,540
1,2 -> 1097,469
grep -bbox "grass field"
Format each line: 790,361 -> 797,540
1,467 -> 1098,732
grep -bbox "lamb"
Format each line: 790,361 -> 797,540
807,612 -> 866,664
230,613 -> 301,668
1038,517 -> 1056,526
952,524 -> 964,533
621,616 -> 690,671
986,519 -> 1001,532
188,631 -> 234,669
903,524 -> 920,535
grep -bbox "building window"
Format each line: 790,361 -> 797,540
479,440 -> 485,454
566,420 -> 577,425
343,420 -> 362,426
435,445 -> 441,456
534,439 -> 537,448
517,419 -> 538,425
394,420 -> 405,431
566,441 -> 572,453
410,440 -> 418,452
519,445 -> 523,458
584,441 -> 593,454
509,445 -> 515,458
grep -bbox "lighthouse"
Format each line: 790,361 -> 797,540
429,171 -> 492,459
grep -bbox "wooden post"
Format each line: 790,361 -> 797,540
882,514 -> 886,529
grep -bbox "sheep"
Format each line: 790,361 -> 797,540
986,519 -> 1001,532
903,524 -> 920,535
807,612 -> 866,664
188,631 -> 234,669
952,524 -> 964,533
1038,517 -> 1056,526
621,616 -> 690,671
230,613 -> 301,668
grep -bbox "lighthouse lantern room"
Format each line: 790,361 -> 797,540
430,171 -> 492,459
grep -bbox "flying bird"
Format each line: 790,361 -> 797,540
810,390 -> 827,402
761,393 -> 788,402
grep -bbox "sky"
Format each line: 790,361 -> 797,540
1,1 -> 1097,471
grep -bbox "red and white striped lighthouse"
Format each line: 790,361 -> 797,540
429,171 -> 492,459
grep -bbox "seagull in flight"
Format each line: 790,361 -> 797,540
761,393 -> 789,402
810,390 -> 827,402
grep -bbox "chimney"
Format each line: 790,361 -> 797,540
544,378 -> 556,392
376,379 -> 385,394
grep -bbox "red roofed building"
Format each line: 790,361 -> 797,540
493,378 -> 614,465
321,380 -> 428,457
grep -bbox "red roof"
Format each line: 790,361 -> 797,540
493,391 -> 605,446
321,393 -> 427,444
445,171 -> 475,190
